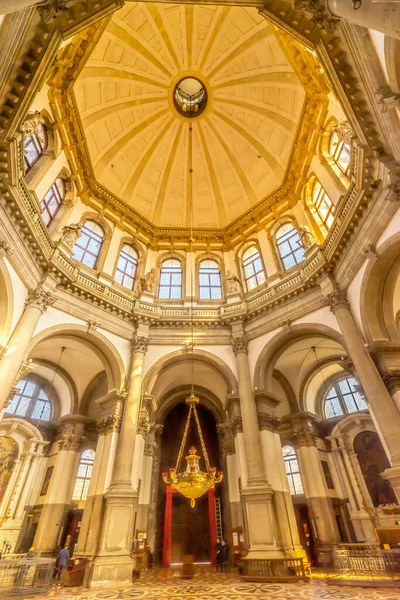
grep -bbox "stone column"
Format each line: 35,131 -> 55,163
326,288 -> 400,499
33,416 -> 86,554
75,392 -> 124,559
231,335 -> 281,558
0,286 -> 54,412
327,1 -> 400,40
91,334 -> 148,587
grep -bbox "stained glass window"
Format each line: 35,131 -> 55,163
312,180 -> 335,233
329,131 -> 351,175
199,259 -> 222,300
5,379 -> 52,422
114,245 -> 138,290
40,178 -> 65,226
24,124 -> 48,173
158,259 -> 182,299
242,246 -> 266,291
276,223 -> 306,270
324,376 -> 368,419
282,445 -> 304,495
72,220 -> 104,269
72,449 -> 95,502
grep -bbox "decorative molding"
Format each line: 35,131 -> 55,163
60,223 -> 81,247
87,320 -> 101,334
232,336 -> 248,356
25,286 -> 56,312
19,111 -> 45,139
231,416 -> 243,436
97,414 -> 121,434
0,240 -> 12,259
217,422 -> 235,457
258,412 -> 280,432
131,335 -> 149,355
293,0 -> 337,33
327,288 -> 350,313
382,370 -> 400,396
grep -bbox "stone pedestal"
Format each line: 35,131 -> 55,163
241,484 -> 283,558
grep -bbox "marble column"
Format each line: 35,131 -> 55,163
33,416 -> 86,554
0,286 -> 54,412
327,288 -> 400,500
90,335 -> 148,587
231,335 -> 280,558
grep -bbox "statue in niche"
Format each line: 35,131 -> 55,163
140,268 -> 157,294
60,224 -> 81,247
226,270 -> 242,295
0,437 -> 19,503
298,225 -> 315,249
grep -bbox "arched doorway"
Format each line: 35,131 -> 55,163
155,401 -> 222,566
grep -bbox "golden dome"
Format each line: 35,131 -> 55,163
74,3 -> 306,229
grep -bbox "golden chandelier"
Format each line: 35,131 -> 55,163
162,392 -> 223,508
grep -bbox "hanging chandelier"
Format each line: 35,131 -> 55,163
162,120 -> 222,508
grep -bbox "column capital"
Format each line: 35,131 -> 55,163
97,414 -> 122,434
25,286 -> 56,312
232,336 -> 248,355
131,335 -> 149,355
258,412 -> 280,432
327,288 -> 350,313
217,422 -> 235,457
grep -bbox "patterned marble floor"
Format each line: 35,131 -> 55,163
18,573 -> 400,600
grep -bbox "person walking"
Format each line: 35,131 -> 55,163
55,546 -> 70,583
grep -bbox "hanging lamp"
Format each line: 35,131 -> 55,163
162,120 -> 222,508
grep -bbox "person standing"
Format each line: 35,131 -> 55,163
215,538 -> 223,572
221,540 -> 229,572
55,546 -> 70,583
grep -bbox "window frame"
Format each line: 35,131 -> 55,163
114,244 -> 138,291
275,223 -> 306,271
72,220 -> 104,270
329,131 -> 351,176
40,177 -> 65,226
198,259 -> 222,300
5,378 -> 53,422
158,258 -> 183,300
72,449 -> 95,502
242,245 -> 266,292
23,125 -> 48,173
282,445 -> 304,496
311,180 -> 335,234
324,376 -> 368,419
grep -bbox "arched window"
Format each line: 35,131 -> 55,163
40,177 -> 65,226
324,376 -> 368,419
158,258 -> 182,299
24,123 -> 48,173
311,180 -> 335,233
5,379 -> 52,422
72,449 -> 95,502
242,245 -> 266,291
275,223 -> 306,270
329,130 -> 351,175
199,259 -> 222,300
72,220 -> 104,269
282,445 -> 304,495
114,245 -> 138,290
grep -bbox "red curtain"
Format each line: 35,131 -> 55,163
162,486 -> 173,567
208,489 -> 217,566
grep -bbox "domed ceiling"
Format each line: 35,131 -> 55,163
73,3 -> 306,229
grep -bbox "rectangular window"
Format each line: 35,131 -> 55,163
321,460 -> 335,489
40,466 -> 54,496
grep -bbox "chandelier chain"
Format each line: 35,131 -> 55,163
193,404 -> 211,472
175,404 -> 193,472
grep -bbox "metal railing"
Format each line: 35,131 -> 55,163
325,543 -> 400,587
0,558 -> 55,596
240,557 -> 308,581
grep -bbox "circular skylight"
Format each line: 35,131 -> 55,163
173,77 -> 207,118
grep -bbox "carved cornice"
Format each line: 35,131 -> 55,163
327,288 -> 350,314
232,336 -> 248,356
382,370 -> 400,395
131,335 -> 149,355
25,286 -> 56,312
38,1 -> 82,23
293,0 -> 337,33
